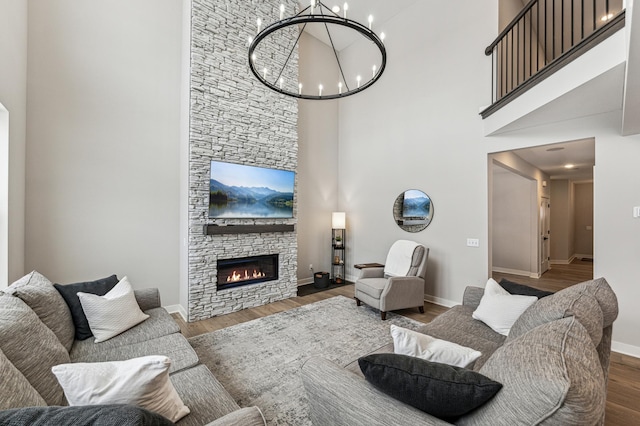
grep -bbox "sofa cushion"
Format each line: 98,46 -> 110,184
0,348 -> 47,410
70,307 -> 180,359
0,405 -> 175,426
419,305 -> 505,371
508,290 -> 604,347
390,325 -> 481,368
355,277 -> 388,299
171,365 -> 240,426
358,353 -> 502,421
472,279 -> 537,336
78,276 -> 149,343
71,332 -> 199,374
54,275 -> 119,340
52,355 -> 190,423
207,407 -> 266,426
498,278 -> 554,298
6,271 -> 75,351
459,317 -> 606,425
0,294 -> 69,405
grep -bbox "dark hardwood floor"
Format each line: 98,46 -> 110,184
173,261 -> 640,425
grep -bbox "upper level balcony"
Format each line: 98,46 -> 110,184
481,0 -> 640,137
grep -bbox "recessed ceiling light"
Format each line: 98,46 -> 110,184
332,5 -> 340,13
564,164 -> 576,169
546,147 -> 565,152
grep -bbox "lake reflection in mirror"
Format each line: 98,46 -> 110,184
393,189 -> 433,232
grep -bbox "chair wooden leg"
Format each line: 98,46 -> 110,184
355,298 -> 361,306
418,306 -> 425,314
381,311 -> 387,320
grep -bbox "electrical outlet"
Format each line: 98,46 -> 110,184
309,264 -> 313,271
466,238 -> 480,248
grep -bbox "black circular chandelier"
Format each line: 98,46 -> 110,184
248,1 -> 387,100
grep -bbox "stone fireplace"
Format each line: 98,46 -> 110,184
187,0 -> 299,322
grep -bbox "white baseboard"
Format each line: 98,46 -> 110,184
612,341 -> 640,359
423,295 -> 458,308
492,267 -> 538,278
297,277 -> 313,286
164,304 -> 187,321
550,255 -> 576,265
574,254 -> 593,260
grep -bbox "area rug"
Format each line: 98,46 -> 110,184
188,295 -> 425,425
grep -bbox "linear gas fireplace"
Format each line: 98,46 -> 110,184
217,254 -> 279,291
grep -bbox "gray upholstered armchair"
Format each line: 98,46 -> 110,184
354,240 -> 429,320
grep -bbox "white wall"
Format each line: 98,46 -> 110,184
338,1 -> 498,305
492,166 -> 535,275
25,0 -> 183,304
574,182 -> 594,257
0,0 -> 27,287
335,1 -> 640,354
297,33 -> 340,283
550,179 -> 575,262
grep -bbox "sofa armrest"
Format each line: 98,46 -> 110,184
134,288 -> 161,311
301,357 -> 452,426
463,286 -> 485,309
203,407 -> 266,426
358,267 -> 384,279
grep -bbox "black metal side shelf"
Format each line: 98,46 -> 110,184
205,224 -> 295,235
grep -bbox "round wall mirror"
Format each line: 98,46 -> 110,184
393,189 -> 434,233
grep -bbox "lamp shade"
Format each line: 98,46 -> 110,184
332,212 -> 346,229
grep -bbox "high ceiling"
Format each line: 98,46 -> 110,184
299,0 -> 419,51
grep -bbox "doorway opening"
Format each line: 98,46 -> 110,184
488,138 -> 594,292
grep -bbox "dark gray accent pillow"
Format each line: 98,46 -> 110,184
0,405 -> 175,426
54,275 -> 119,340
499,278 -> 554,298
358,353 -> 502,420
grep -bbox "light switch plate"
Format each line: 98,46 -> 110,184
634,206 -> 640,218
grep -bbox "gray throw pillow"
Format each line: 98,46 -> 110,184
0,405 -> 175,426
499,278 -> 554,298
54,275 -> 119,340
358,353 -> 502,420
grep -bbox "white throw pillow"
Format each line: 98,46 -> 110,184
77,276 -> 149,343
472,278 -> 538,336
52,355 -> 190,422
390,325 -> 481,368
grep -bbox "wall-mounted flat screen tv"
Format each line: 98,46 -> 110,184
209,160 -> 295,219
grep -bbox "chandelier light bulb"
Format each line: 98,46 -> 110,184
298,83 -> 303,95
343,2 -> 349,18
338,81 -> 343,94
356,75 -> 361,88
263,67 -> 267,79
332,5 -> 340,14
280,4 -> 285,20
310,0 -> 316,10
318,84 -> 323,96
257,18 -> 262,33
279,77 -> 284,89
372,64 -> 377,77
380,32 -> 386,42
251,53 -> 257,62
368,15 -> 373,30
247,36 -> 253,46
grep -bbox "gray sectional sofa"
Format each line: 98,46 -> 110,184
0,271 -> 264,426
302,277 -> 618,425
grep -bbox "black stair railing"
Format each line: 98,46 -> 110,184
484,0 -> 624,110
